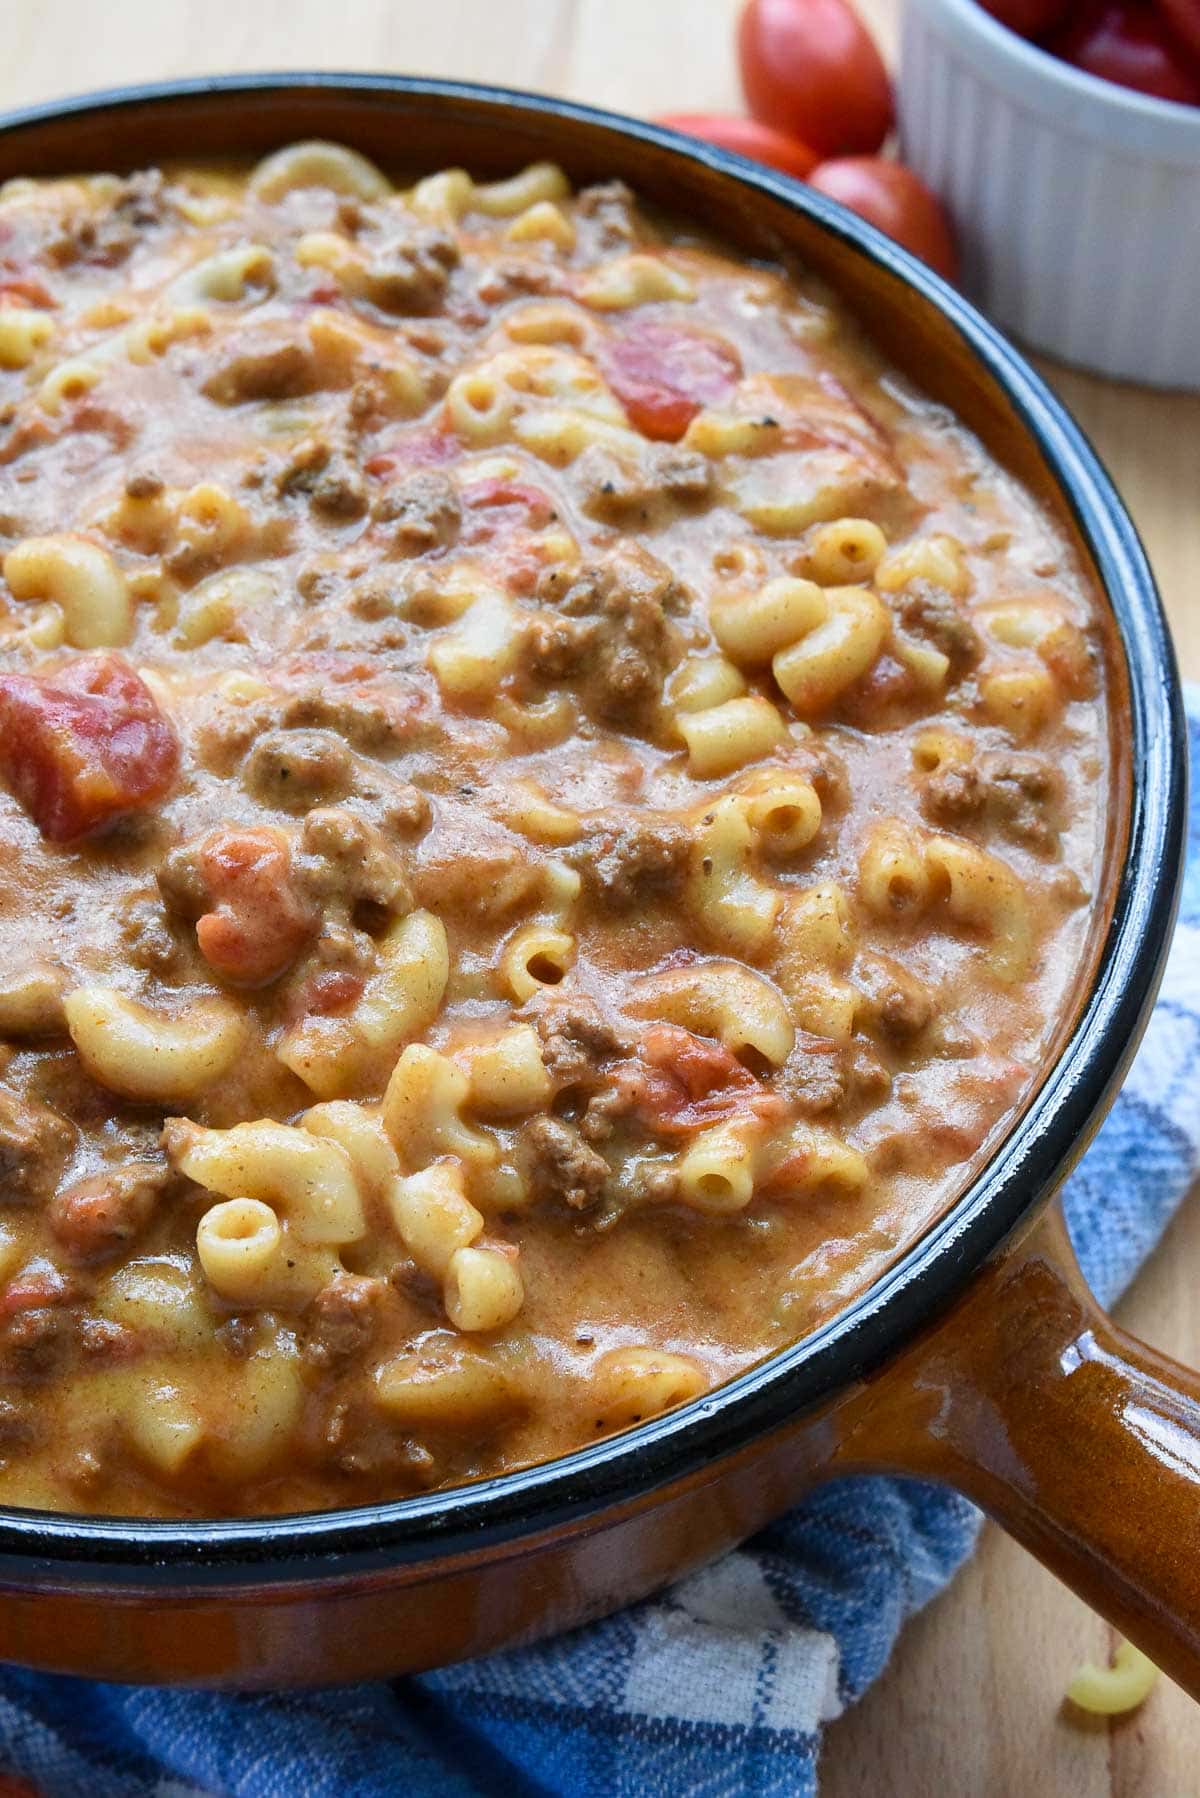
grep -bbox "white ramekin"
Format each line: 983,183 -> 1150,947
898,0 -> 1200,389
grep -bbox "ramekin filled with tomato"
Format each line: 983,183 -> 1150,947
900,0 -> 1200,387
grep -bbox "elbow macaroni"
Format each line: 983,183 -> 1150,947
388,1161 -> 483,1279
860,824 -> 1033,980
688,794 -> 782,955
457,1025 -> 552,1116
772,585 -> 889,716
577,253 -> 697,310
383,1046 -> 499,1171
64,988 -> 245,1103
677,695 -> 787,779
677,1118 -> 763,1214
4,535 -> 133,648
249,139 -> 392,202
629,960 -> 795,1067
278,909 -> 449,1098
166,1117 -> 367,1245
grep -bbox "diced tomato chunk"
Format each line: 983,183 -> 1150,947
195,825 -> 318,988
301,276 -> 342,306
0,654 -> 179,842
631,1024 -> 785,1136
365,428 -> 461,478
0,277 -> 55,309
291,967 -> 365,1020
641,1024 -> 755,1099
0,1261 -> 70,1318
459,479 -> 558,590
277,651 -> 380,685
761,371 -> 896,473
460,478 -> 557,534
602,323 -> 742,442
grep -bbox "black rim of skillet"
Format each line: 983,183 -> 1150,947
0,74 -> 1184,1585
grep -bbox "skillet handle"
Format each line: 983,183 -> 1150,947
833,1199 -> 1200,1697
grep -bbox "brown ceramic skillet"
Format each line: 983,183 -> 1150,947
0,74 -> 1189,1693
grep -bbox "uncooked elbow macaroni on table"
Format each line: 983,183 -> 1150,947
0,141 -> 1106,1518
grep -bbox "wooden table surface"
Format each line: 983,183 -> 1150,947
6,1 -> 1200,1789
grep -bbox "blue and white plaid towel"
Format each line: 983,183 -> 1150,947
2,694 -> 1199,1798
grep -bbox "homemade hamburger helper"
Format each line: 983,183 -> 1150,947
0,144 -> 1105,1516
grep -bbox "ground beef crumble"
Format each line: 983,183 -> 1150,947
519,1116 -> 610,1210
0,1087 -> 76,1202
531,545 -> 685,723
371,469 -> 461,554
575,180 -> 639,250
897,581 -> 982,674
568,813 -> 690,907
774,1035 -> 892,1117
574,443 -> 713,522
921,750 -> 1064,852
304,1273 -> 388,1368
363,225 -> 459,314
530,997 -> 631,1092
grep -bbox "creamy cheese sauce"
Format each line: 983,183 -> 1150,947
0,146 -> 1107,1516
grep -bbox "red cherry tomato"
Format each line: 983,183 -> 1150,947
1052,2 -> 1200,103
974,0 -> 1072,36
1156,0 -> 1200,60
653,112 -> 819,179
737,0 -> 894,157
807,157 -> 959,281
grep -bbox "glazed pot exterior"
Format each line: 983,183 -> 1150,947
0,76 -> 1185,1689
6,1197 -> 1197,1692
0,1403 -> 845,1686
